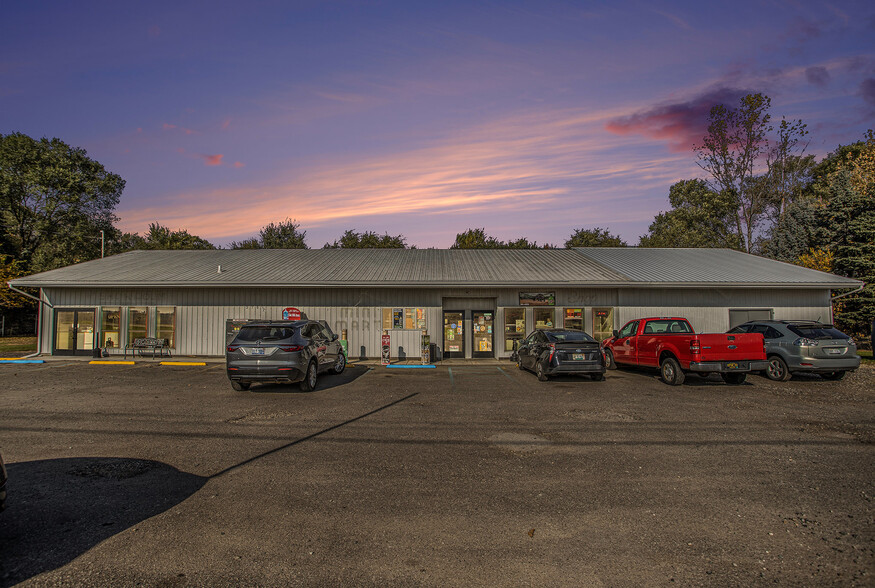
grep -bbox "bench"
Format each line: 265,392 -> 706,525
124,337 -> 172,359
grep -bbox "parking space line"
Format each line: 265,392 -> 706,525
448,367 -> 455,392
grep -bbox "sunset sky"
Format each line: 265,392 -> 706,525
2,1 -> 873,248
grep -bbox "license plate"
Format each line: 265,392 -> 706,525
725,361 -> 746,370
250,348 -> 265,355
572,353 -> 585,361
826,348 -> 842,355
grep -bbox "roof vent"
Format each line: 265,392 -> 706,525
217,265 -> 223,274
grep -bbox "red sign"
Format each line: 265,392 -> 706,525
282,307 -> 301,321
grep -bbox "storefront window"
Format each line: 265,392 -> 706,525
504,308 -> 526,352
534,308 -> 554,329
128,307 -> 148,345
156,307 -> 176,348
592,308 -> 614,341
383,308 -> 426,330
564,308 -> 583,330
100,307 -> 120,348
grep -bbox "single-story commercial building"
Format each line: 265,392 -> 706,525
9,248 -> 863,359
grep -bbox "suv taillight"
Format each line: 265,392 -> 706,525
793,337 -> 819,347
227,345 -> 240,353
548,343 -> 555,362
279,345 -> 303,352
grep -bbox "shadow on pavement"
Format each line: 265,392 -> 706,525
0,457 -> 205,587
248,365 -> 371,394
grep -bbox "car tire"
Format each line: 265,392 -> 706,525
660,357 -> 685,386
764,355 -> 791,381
300,360 -> 318,392
722,373 -> 747,385
591,373 -> 605,381
821,371 -> 846,381
331,353 -> 346,375
231,381 -> 250,391
604,349 -> 617,370
536,361 -> 549,382
517,357 -> 525,371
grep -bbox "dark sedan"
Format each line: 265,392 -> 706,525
226,320 -> 346,391
512,328 -> 606,381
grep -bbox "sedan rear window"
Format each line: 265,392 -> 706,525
788,325 -> 849,340
236,326 -> 297,342
545,331 -> 595,343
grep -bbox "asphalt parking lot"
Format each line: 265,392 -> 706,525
1,360 -> 873,587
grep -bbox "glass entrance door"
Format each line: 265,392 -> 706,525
472,311 -> 494,358
54,308 -> 97,355
443,311 -> 464,358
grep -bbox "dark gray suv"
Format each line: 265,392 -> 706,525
728,320 -> 860,381
226,320 -> 346,391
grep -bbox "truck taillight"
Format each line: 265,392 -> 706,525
690,340 -> 700,353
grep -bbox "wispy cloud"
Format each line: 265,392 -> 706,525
202,154 -> 223,166
604,87 -> 750,152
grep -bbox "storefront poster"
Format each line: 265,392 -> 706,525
519,292 -> 555,306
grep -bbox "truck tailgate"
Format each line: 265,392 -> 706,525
696,333 -> 764,361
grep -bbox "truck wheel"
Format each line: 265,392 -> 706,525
821,371 -> 846,381
765,356 -> 791,381
722,373 -> 746,385
604,349 -> 617,370
300,360 -> 318,391
231,381 -> 250,391
536,361 -> 549,382
660,357 -> 685,386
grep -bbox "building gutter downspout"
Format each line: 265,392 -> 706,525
830,284 -> 865,301
7,283 -> 52,358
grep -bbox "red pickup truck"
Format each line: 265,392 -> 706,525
601,317 -> 768,385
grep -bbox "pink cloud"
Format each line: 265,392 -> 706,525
221,118 -> 232,130
604,87 -> 750,152
202,154 -> 224,166
162,123 -> 177,130
233,161 -> 245,168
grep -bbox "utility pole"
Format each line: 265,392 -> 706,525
101,230 -> 105,258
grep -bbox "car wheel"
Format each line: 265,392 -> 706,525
722,373 -> 746,385
331,353 -> 346,375
536,361 -> 549,382
300,360 -> 318,391
765,355 -> 791,381
231,381 -> 250,391
660,357 -> 685,386
604,349 -> 617,370
821,371 -> 846,381
517,357 -> 525,371
591,373 -> 605,381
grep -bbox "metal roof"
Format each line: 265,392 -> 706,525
8,248 -> 862,289
574,247 -> 862,287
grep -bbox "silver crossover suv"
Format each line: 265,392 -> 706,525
728,320 -> 860,381
226,320 -> 346,391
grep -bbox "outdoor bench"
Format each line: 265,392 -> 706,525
124,337 -> 172,359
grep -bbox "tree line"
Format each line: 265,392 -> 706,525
2,97 -> 873,338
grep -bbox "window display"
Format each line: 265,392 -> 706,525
128,307 -> 148,345
504,308 -> 525,352
534,308 -> 554,329
100,307 -> 120,348
156,307 -> 176,348
564,308 -> 583,330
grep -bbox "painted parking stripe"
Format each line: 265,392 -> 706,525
90,360 -> 136,365
0,359 -> 45,364
160,361 -> 207,366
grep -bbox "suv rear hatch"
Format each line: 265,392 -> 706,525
788,324 -> 854,359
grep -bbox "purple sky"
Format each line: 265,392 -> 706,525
2,1 -> 873,248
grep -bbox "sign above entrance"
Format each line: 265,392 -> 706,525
282,307 -> 302,321
519,292 -> 555,306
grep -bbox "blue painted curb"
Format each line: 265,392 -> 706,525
384,364 -> 436,369
0,359 -> 45,364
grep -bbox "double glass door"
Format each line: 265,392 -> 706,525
55,308 -> 96,355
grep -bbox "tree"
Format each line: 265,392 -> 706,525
694,94 -> 809,253
0,254 -> 30,309
761,118 -> 812,225
823,153 -> 875,340
565,227 -> 626,248
136,223 -> 215,250
230,219 -> 308,249
324,229 -> 407,248
0,132 -> 125,272
638,179 -> 742,249
450,228 -> 502,249
505,237 -> 555,249
760,198 -> 828,263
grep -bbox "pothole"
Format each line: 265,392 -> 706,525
68,458 -> 156,480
